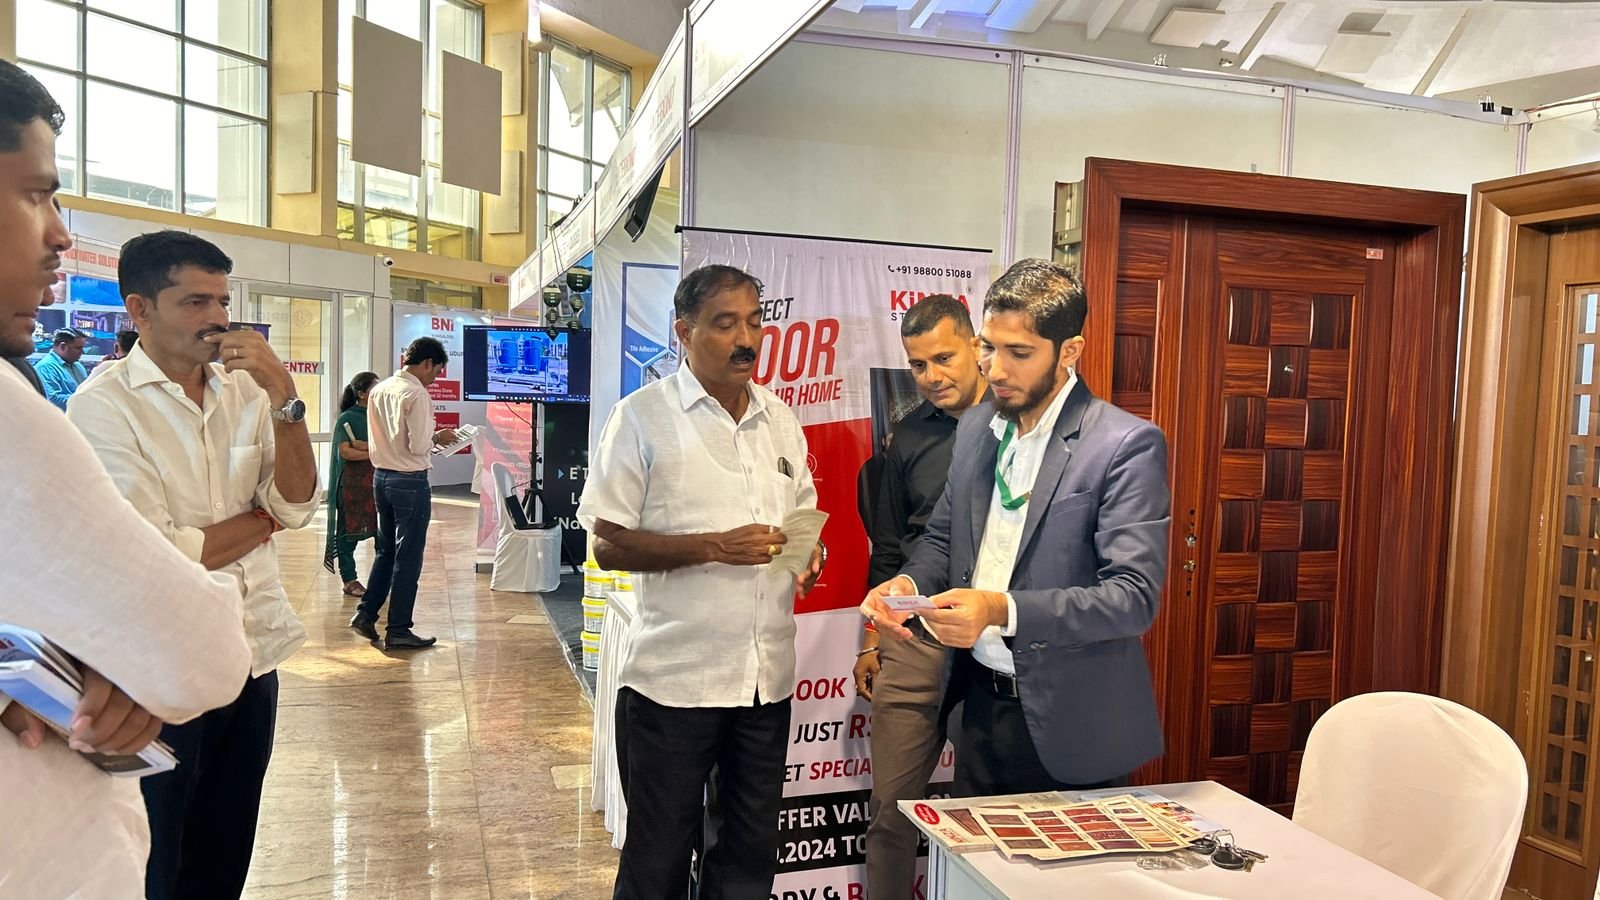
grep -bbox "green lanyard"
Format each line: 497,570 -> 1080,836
995,420 -> 1029,510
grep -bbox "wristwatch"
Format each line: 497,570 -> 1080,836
270,396 -> 307,424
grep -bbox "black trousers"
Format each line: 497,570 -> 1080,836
142,670 -> 279,900
948,652 -> 1127,796
613,687 -> 791,900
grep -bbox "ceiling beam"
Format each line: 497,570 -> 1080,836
1411,9 -> 1473,96
1085,0 -> 1127,41
909,0 -> 943,30
986,0 -> 1068,33
1239,1 -> 1285,71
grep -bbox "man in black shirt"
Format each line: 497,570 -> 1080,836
855,295 -> 986,900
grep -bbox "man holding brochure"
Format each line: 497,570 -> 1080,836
0,59 -> 253,898
580,264 -> 826,900
862,259 -> 1171,796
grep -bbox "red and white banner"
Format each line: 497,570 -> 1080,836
682,229 -> 990,898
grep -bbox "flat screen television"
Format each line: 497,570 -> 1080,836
462,325 -> 591,403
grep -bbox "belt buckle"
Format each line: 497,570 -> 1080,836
992,669 -> 1019,699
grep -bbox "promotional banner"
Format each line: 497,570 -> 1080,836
681,228 -> 990,899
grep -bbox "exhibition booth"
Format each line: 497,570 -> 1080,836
482,1 -> 1600,898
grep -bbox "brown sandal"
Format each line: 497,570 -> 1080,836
343,581 -> 366,597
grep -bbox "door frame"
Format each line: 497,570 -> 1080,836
1444,162 -> 1600,899
1445,162 -> 1600,721
1078,158 -> 1466,783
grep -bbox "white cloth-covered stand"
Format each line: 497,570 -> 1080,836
489,526 -> 560,592
487,462 -> 561,593
591,591 -> 639,850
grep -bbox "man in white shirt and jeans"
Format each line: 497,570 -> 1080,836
0,59 -> 253,898
580,265 -> 825,900
350,336 -> 458,650
67,230 -> 320,900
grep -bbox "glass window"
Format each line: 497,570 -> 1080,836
338,0 -> 484,261
545,150 -> 587,199
593,63 -> 626,164
17,0 -> 270,226
18,0 -> 80,70
86,81 -> 178,210
184,44 -> 267,117
184,0 -> 268,58
547,45 -> 587,157
87,13 -> 179,94
90,0 -> 176,31
536,41 -> 631,246
23,65 -> 81,193
365,0 -> 421,39
184,106 -> 265,222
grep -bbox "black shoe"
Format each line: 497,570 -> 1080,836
348,614 -> 379,642
384,630 -> 437,651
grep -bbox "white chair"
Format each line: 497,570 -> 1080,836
1293,691 -> 1527,900
488,463 -> 561,593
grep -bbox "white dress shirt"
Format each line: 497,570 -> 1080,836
66,343 -> 318,676
0,363 -> 252,899
970,371 -> 1078,675
368,369 -> 435,473
578,362 -> 818,708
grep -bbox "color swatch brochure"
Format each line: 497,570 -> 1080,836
910,789 -> 1222,862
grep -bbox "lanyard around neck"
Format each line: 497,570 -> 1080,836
995,420 -> 1029,510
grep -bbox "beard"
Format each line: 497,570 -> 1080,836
993,371 -> 1061,423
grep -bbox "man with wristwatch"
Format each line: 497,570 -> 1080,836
66,229 -> 320,899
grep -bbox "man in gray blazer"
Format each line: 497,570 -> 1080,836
861,258 -> 1170,794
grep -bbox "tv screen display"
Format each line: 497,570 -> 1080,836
463,326 -> 591,403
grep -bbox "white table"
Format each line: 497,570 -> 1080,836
589,590 -> 638,850
902,781 -> 1440,899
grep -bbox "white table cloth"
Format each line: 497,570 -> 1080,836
590,590 -> 638,850
902,781 -> 1441,899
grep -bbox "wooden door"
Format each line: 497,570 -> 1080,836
1080,159 -> 1464,813
1509,225 -> 1600,899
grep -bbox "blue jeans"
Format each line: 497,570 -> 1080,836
359,469 -> 431,633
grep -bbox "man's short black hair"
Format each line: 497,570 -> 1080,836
900,294 -> 974,340
0,60 -> 65,153
404,336 -> 449,367
52,328 -> 84,347
115,330 -> 139,354
674,265 -> 764,322
118,231 -> 234,304
983,259 -> 1088,350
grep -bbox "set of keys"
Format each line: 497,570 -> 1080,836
1189,831 -> 1269,871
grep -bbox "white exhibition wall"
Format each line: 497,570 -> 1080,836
1016,59 -> 1285,260
693,40 -> 1011,257
1527,106 -> 1600,176
1289,94 -> 1521,193
692,35 -> 1600,265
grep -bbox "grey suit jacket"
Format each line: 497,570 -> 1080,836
899,379 -> 1171,785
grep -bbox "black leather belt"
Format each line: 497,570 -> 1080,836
983,665 -> 1020,700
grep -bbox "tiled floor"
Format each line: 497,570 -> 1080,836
241,496 -> 619,899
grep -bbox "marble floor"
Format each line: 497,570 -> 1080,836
241,496 -> 619,899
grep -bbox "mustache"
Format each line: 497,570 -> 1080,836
196,325 -> 228,341
730,347 -> 757,364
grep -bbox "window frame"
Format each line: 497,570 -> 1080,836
536,37 -> 631,245
17,0 -> 271,224
337,0 -> 484,261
